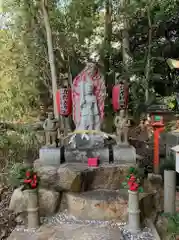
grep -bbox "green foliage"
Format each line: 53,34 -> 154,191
1,0 -> 179,121
161,213 -> 179,238
9,163 -> 39,189
160,156 -> 175,173
121,167 -> 144,192
8,163 -> 26,187
0,126 -> 41,171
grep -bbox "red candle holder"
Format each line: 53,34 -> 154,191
88,158 -> 99,167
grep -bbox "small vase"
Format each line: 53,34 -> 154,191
127,190 -> 140,233
24,189 -> 39,229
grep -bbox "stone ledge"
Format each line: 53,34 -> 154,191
34,161 -> 136,192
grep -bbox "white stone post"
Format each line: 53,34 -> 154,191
127,190 -> 140,233
164,170 -> 176,214
25,189 -> 39,229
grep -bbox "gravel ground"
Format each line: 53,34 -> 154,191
8,211 -> 155,240
41,211 -> 155,240
0,186 -> 17,239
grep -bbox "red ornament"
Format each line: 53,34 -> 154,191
130,175 -> 136,181
56,88 -> 72,116
112,83 -> 129,111
128,175 -> 136,186
24,179 -> 32,184
129,182 -> 139,191
31,182 -> 37,188
26,171 -> 31,177
33,174 -> 37,180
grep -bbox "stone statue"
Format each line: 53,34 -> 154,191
72,63 -> 106,130
43,112 -> 58,147
114,109 -> 130,145
139,120 -> 145,131
79,79 -> 100,130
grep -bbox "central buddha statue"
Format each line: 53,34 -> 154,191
78,78 -> 100,131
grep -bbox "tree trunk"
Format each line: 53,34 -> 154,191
41,0 -> 58,119
104,0 -> 112,90
120,0 -> 131,119
121,0 -> 131,82
144,5 -> 152,103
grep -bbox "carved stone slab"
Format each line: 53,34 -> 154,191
113,145 -> 136,163
39,146 -> 60,165
72,134 -> 104,150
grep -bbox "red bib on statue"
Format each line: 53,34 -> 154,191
56,88 -> 72,116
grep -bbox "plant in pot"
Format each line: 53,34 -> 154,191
22,167 -> 40,228
10,164 -> 40,229
122,167 -> 144,193
122,167 -> 143,233
9,163 -> 40,189
23,168 -> 39,190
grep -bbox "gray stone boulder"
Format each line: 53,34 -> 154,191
9,187 -> 26,215
60,190 -> 128,221
34,164 -> 57,188
155,215 -> 170,240
9,187 -> 59,219
38,188 -> 59,216
84,164 -> 130,190
34,160 -> 135,192
56,163 -> 86,192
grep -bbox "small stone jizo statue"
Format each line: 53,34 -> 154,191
43,112 -> 58,147
114,109 -> 130,145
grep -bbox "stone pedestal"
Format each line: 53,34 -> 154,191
113,145 -> 136,163
39,146 -> 61,165
24,189 -> 39,229
65,147 -> 110,163
164,170 -> 176,214
39,144 -> 136,165
166,131 -> 179,158
72,134 -> 104,149
127,190 -> 140,233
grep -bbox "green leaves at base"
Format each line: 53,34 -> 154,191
161,213 -> 179,235
121,181 -> 128,188
138,186 -> 144,193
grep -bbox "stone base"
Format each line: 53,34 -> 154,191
39,144 -> 136,165
113,145 -> 136,163
69,134 -> 105,149
34,161 -> 136,192
39,146 -> 61,165
65,148 -> 110,163
59,189 -> 156,221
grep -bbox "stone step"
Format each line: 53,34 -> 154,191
59,189 -> 156,222
8,223 -> 123,240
